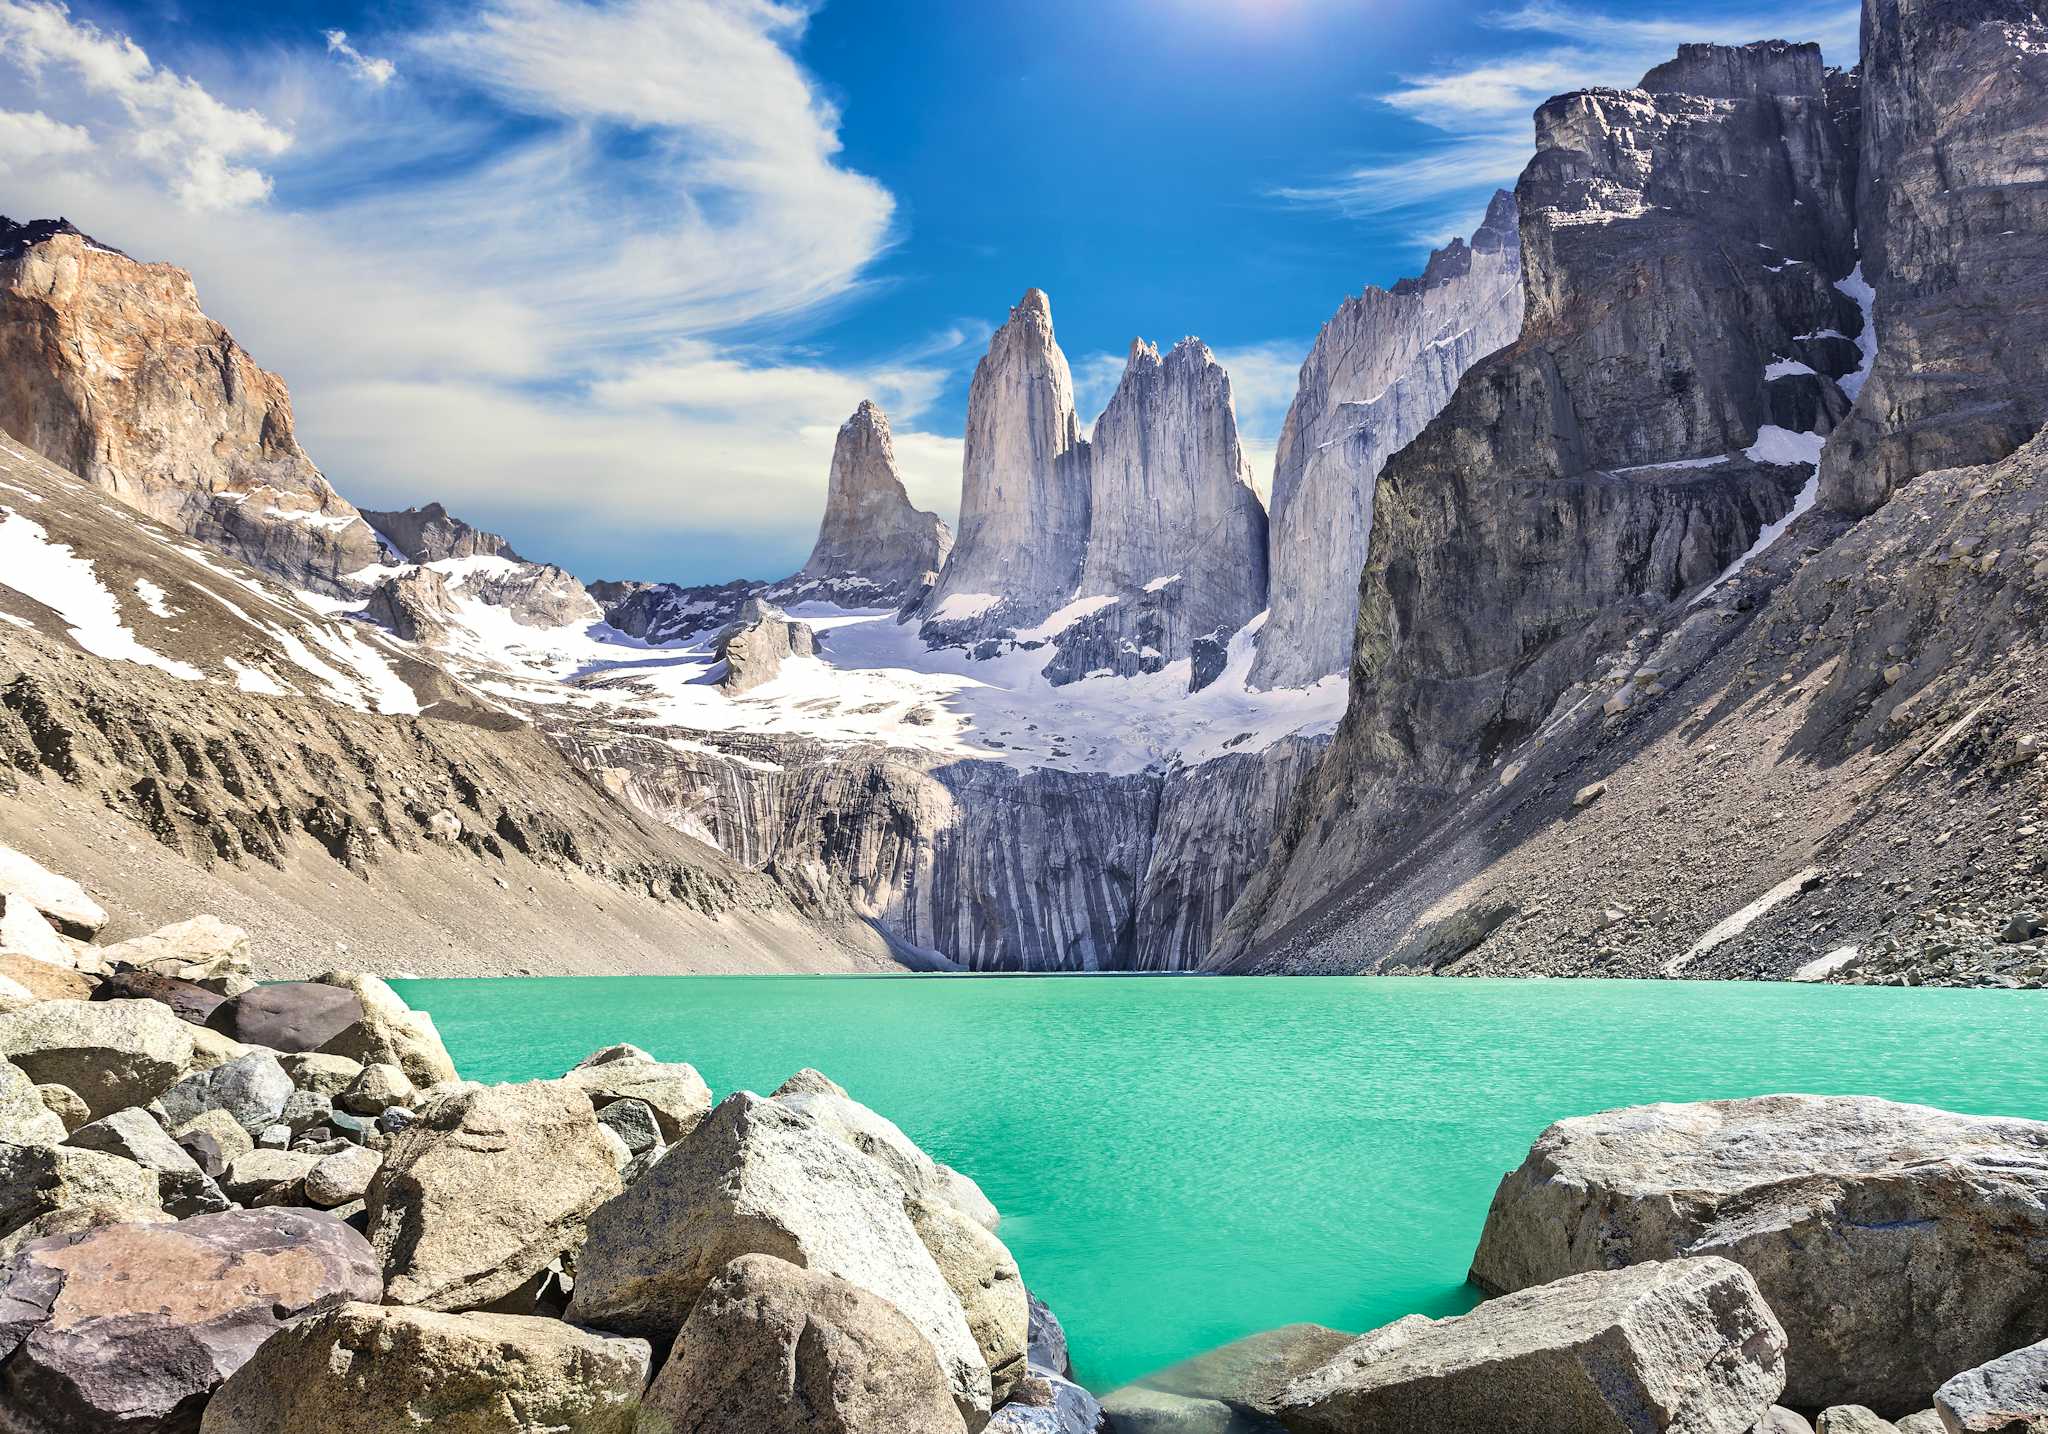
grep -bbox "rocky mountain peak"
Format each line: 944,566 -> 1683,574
0,216 -> 122,262
1639,39 -> 1826,98
362,502 -> 525,565
799,399 -> 953,602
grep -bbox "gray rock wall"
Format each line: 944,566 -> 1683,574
801,400 -> 953,604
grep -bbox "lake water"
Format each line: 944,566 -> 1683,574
391,974 -> 2048,1392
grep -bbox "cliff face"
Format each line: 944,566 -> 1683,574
800,400 -> 953,604
1220,41 -> 1865,956
920,290 -> 1092,638
1819,0 -> 2048,515
0,221 -> 382,594
1250,191 -> 1525,691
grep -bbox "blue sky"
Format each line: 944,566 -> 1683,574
0,0 -> 1856,584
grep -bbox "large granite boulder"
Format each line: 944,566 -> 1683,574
562,1044 -> 712,1144
1273,1258 -> 1785,1434
773,1069 -> 999,1230
909,1196 -> 1028,1407
277,1051 -> 364,1098
205,981 -> 363,1053
0,999 -> 193,1120
0,1060 -> 64,1147
367,1080 -> 621,1312
0,846 -> 104,939
0,1142 -> 158,1239
100,916 -> 254,995
197,1302 -> 650,1434
0,1209 -> 381,1434
567,1091 -> 988,1426
0,955 -> 92,1004
1935,1338 -> 2048,1434
219,1148 -> 320,1206
635,1253 -> 969,1434
65,1108 -> 228,1217
156,1050 -> 294,1136
989,1372 -> 1109,1434
1469,1096 -> 2048,1413
0,896 -> 75,970
311,972 -> 458,1086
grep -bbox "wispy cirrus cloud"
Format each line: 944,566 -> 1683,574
323,29 -> 395,87
1271,0 -> 1860,240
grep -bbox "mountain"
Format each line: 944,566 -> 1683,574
0,218 -> 382,594
798,400 -> 953,605
1249,190 -> 1524,690
360,502 -> 525,565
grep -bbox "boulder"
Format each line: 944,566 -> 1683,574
635,1253 -> 969,1434
277,1051 -> 363,1097
1096,1386 -> 1241,1432
0,1060 -> 64,1146
1935,1338 -> 2048,1433
910,1195 -> 1029,1406
0,954 -> 91,1004
989,1372 -> 1110,1434
32,1084 -> 87,1134
0,1198 -> 170,1263
0,999 -> 193,1120
0,846 -> 105,938
367,1079 -> 621,1312
1111,1323 -> 1356,1428
220,1148 -> 320,1205
0,1142 -> 158,1238
0,975 -> 36,1015
773,1069 -> 999,1229
311,972 -> 457,1086
1273,1258 -> 1786,1434
206,981 -> 363,1053
1028,1292 -> 1072,1377
156,1050 -> 293,1136
1469,1096 -> 2048,1413
0,1208 -> 381,1433
1893,1416 -> 1943,1434
303,1145 -> 382,1210
65,1108 -> 228,1217
0,895 -> 75,969
594,1096 -> 660,1154
1757,1411 -> 1818,1434
197,1302 -> 649,1434
100,915 -> 254,994
562,1043 -> 711,1143
279,1089 -> 335,1135
1818,1411 -> 1901,1434
90,970 -> 225,1025
185,1024 -> 250,1074
567,1091 -> 988,1426
338,1060 -> 414,1115
174,1108 -> 254,1179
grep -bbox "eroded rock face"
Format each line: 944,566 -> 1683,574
1250,191 -> 1524,691
197,1302 -> 649,1434
0,1208 -> 381,1434
715,599 -> 819,696
1819,0 -> 2048,516
1468,1096 -> 2048,1413
0,222 -> 382,593
1274,1258 -> 1785,1434
801,400 -> 954,604
361,566 -> 463,643
636,1253 -> 970,1434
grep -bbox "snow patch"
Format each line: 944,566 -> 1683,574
1013,594 -> 1119,644
1142,573 -> 1183,593
1665,866 -> 1822,974
224,659 -> 292,696
0,509 -> 202,679
1763,357 -> 1817,379
1791,946 -> 1860,982
132,578 -> 175,618
1745,426 -> 1826,466
927,591 -> 1000,623
1833,264 -> 1878,400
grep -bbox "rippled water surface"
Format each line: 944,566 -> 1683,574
392,974 -> 2048,1391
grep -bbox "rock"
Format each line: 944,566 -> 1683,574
173,1107 -> 254,1179
375,1105 -> 416,1136
156,1049 -> 293,1136
1759,1410 -> 1818,1434
634,1252 -> 970,1434
0,1198 -> 170,1263
0,1208 -> 381,1433
0,998 -> 194,1120
0,955 -> 92,1003
1097,1385 -> 1242,1432
0,846 -> 104,938
1573,781 -> 1608,808
773,1069 -> 999,1228
594,1096 -> 659,1155
988,1372 -> 1109,1434
0,1142 -> 158,1239
1274,1258 -> 1786,1434
1817,1410 -> 1901,1434
0,976 -> 35,1015
277,1051 -> 364,1097
1468,1096 -> 2048,1411
1027,1291 -> 1071,1377
713,598 -> 819,695
256,1123 -> 291,1149
100,915 -> 254,994
302,1144 -> 382,1209
1118,1323 -> 1356,1426
1892,1415 -> 1942,1434
32,1084 -> 87,1134
206,980 -> 364,1054
220,1147 -> 320,1205
367,1079 -> 622,1313
909,1195 -> 1028,1406
0,895 -> 75,970
561,1043 -> 712,1143
567,1091 -> 988,1425
279,1088 -> 335,1135
90,970 -> 225,1025
0,1060 -> 64,1146
198,1302 -> 649,1434
311,972 -> 458,1086
338,1060 -> 414,1115
185,1024 -> 251,1074
360,501 -> 524,564
1935,1337 -> 2048,1434
65,1107 -> 228,1217
800,400 -> 954,603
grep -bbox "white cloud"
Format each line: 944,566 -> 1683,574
0,106 -> 89,162
1273,0 -> 1860,227
0,0 -> 291,209
323,29 -> 395,87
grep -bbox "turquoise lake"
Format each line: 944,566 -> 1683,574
391,975 -> 2048,1392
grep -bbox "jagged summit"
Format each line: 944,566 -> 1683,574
362,501 -> 526,565
1639,39 -> 1826,98
1397,189 -> 1518,295
0,216 -> 122,261
798,399 -> 952,602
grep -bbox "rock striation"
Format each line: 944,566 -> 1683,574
0,219 -> 382,593
1249,190 -> 1524,691
799,400 -> 954,605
